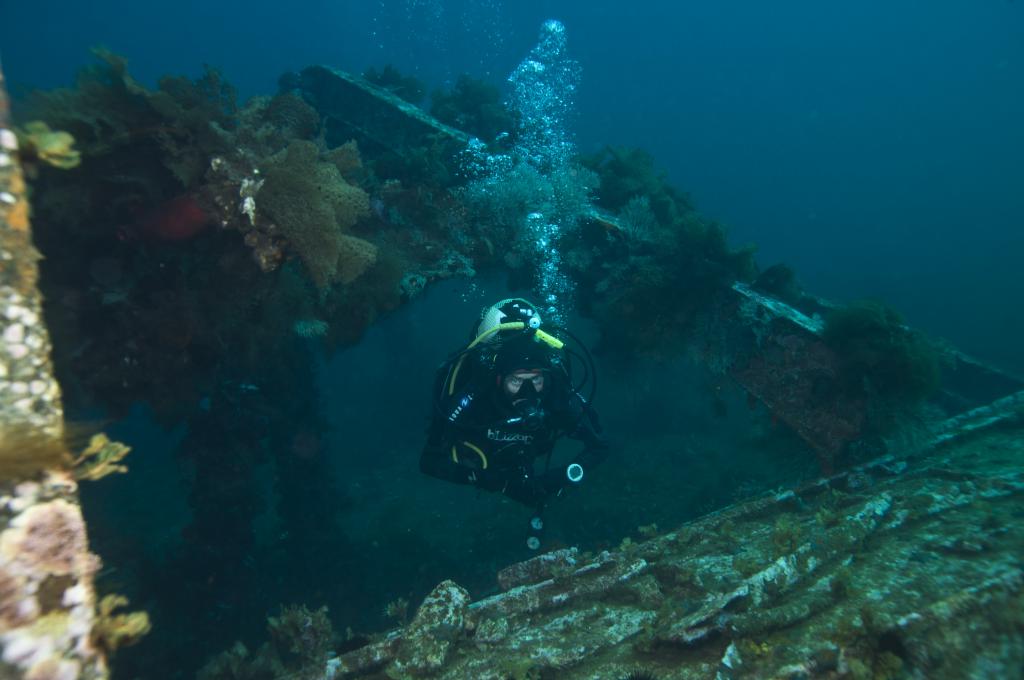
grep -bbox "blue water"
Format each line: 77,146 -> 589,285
3,0 -> 1023,371
3,3 -> 1024,677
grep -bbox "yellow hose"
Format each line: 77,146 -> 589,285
451,441 -> 488,469
448,322 -> 564,396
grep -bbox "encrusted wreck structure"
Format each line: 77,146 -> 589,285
320,391 -> 1024,679
0,63 -> 108,680
3,51 -> 1023,680
198,376 -> 1024,678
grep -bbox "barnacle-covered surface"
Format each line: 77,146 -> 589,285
320,399 -> 1024,680
0,63 -> 108,680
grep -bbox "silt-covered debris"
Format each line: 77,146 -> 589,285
317,396 -> 1024,679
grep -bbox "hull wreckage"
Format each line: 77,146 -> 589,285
299,64 -> 1023,471
3,61 -> 1023,678
324,395 -> 1024,679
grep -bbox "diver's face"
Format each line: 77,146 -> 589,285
502,369 -> 545,401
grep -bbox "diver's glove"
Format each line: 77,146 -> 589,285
516,466 -> 578,506
499,470 -> 553,507
483,464 -> 583,507
536,467 -> 570,497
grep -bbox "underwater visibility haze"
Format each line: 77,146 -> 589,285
0,2 -> 1022,679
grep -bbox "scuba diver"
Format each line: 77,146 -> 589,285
420,298 -> 609,518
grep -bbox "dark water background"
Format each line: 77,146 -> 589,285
1,1 -> 1023,676
3,0 -> 1023,372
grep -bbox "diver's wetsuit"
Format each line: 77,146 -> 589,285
420,350 -> 609,508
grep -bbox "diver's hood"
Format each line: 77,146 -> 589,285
495,334 -> 554,374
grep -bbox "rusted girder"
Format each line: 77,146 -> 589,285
298,65 -> 470,154
721,283 -> 867,472
717,282 -> 1024,471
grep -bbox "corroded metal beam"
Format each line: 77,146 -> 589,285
723,283 -> 868,472
721,282 -> 1024,470
0,61 -> 108,679
298,65 -> 470,153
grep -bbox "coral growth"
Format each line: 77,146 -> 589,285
823,300 -> 941,404
0,425 -> 71,481
752,263 -> 804,306
90,594 -> 151,654
231,91 -> 319,158
71,433 -> 131,481
198,604 -> 335,680
336,233 -> 378,285
267,604 -> 334,667
27,48 -> 235,187
0,564 -> 34,627
617,195 -> 659,242
24,657 -> 81,680
326,140 -> 363,181
460,155 -> 597,277
264,91 -> 321,140
582,145 -> 693,226
259,140 -> 371,288
390,580 -> 470,676
564,146 -> 759,356
0,499 -> 90,576
17,49 -> 467,679
430,75 -> 515,143
364,64 -> 426,104
14,121 -> 81,170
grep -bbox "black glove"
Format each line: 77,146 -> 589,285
536,466 -> 569,497
499,467 -> 567,508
